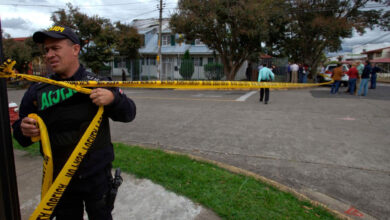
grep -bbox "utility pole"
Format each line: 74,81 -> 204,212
0,18 -> 22,220
157,0 -> 164,80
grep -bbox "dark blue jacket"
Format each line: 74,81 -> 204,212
361,64 -> 372,79
13,65 -> 136,178
371,66 -> 381,75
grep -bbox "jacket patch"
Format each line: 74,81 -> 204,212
39,87 -> 77,111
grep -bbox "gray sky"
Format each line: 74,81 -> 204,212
1,0 -> 389,52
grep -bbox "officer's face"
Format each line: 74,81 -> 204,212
44,38 -> 80,77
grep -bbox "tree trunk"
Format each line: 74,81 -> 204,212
222,58 -> 245,81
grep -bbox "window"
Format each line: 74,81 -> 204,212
162,35 -> 169,46
192,57 -> 203,66
149,57 -> 156,65
208,57 -> 214,64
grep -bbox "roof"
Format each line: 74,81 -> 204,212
370,58 -> 390,63
361,46 -> 390,54
260,54 -> 272,59
12,37 -> 29,42
139,34 -> 213,55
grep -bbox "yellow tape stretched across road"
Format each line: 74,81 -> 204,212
65,80 -> 332,90
0,59 -> 333,91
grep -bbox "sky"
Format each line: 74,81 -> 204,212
1,0 -> 389,53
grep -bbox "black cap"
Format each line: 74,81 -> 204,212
33,25 -> 80,45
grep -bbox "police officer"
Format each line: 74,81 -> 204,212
12,25 -> 136,220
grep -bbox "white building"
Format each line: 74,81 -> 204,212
110,18 -> 247,80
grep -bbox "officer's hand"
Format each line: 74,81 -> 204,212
21,117 -> 40,137
90,88 -> 115,106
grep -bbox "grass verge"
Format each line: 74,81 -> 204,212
12,140 -> 338,219
112,143 -> 337,219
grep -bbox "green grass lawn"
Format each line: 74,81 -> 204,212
13,139 -> 338,219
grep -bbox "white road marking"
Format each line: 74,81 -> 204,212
192,93 -> 222,98
338,116 -> 356,121
235,91 -> 257,102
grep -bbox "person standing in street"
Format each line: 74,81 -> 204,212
12,25 -> 136,220
356,61 -> 364,95
330,63 -> 343,94
369,63 -> 381,89
346,63 -> 358,95
121,69 -> 127,81
258,64 -> 275,104
298,63 -> 304,83
286,62 -> 291,82
358,60 -> 372,96
302,64 -> 309,83
290,62 -> 299,83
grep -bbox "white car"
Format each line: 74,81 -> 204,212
318,64 -> 349,86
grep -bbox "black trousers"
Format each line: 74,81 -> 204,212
52,166 -> 113,220
259,88 -> 269,102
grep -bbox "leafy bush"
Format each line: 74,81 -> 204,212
204,63 -> 224,80
179,50 -> 194,80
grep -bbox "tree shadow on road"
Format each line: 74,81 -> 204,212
310,85 -> 390,101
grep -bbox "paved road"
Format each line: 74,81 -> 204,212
7,84 -> 390,219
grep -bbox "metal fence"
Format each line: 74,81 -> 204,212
113,57 -> 289,82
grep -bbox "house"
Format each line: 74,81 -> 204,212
110,18 -> 247,80
361,46 -> 390,73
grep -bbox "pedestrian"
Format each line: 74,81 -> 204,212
302,64 -> 309,83
246,62 -> 252,81
346,63 -> 358,95
122,69 -> 127,81
356,61 -> 364,95
298,63 -> 304,83
358,60 -> 372,96
330,63 -> 343,94
290,62 -> 299,83
369,63 -> 381,89
287,62 -> 291,82
12,25 -> 137,219
258,63 -> 275,104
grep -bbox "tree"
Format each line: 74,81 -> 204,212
51,3 -> 115,74
114,22 -> 143,59
170,0 -> 283,80
114,21 -> 144,79
281,0 -> 390,78
179,50 -> 194,80
2,34 -> 42,73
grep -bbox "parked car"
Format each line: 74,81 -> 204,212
317,64 -> 349,86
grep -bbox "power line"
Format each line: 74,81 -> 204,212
0,2 -> 176,8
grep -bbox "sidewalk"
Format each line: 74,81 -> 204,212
14,149 -> 220,220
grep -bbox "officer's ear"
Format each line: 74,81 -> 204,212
71,43 -> 81,56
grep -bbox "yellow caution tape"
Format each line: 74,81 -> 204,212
0,59 -> 332,91
29,106 -> 104,220
64,80 -> 332,90
28,113 -> 53,199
